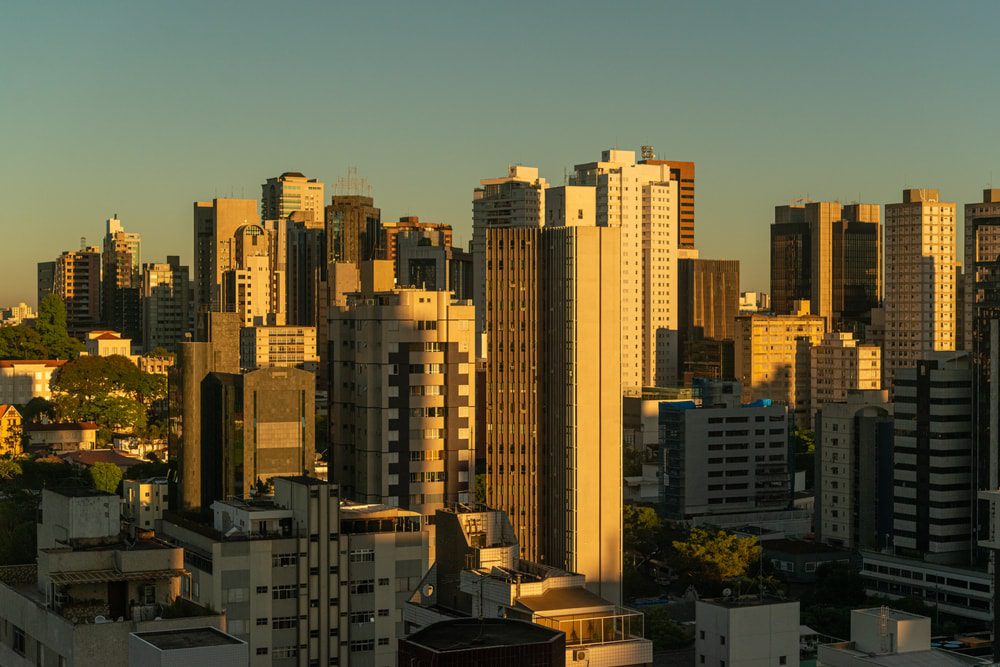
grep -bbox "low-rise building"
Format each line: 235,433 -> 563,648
124,478 -> 169,531
24,421 -> 98,454
0,488 -> 223,667
0,404 -> 22,456
85,330 -> 134,358
1,303 -> 36,326
398,618 -> 564,666
0,359 -> 66,404
59,448 -> 145,471
129,627 -> 247,667
695,597 -> 799,667
137,355 -> 174,376
763,539 -> 853,584
239,325 -> 319,372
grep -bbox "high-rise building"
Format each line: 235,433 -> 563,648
240,325 -> 318,372
809,332 -> 881,419
884,189 -> 957,384
36,260 -> 55,309
326,195 -> 381,266
734,301 -> 826,423
770,201 -> 880,330
814,389 -> 893,550
569,149 -> 680,389
200,367 -> 315,504
221,224 -> 284,326
485,215 -> 622,603
379,216 -> 452,262
141,256 -> 191,353
660,380 -> 790,520
329,272 -> 475,524
285,211 -> 326,327
260,171 -> 325,222
192,198 -> 259,317
55,246 -> 102,336
639,153 -> 695,248
964,189 -> 1000,351
102,215 -> 142,343
472,165 -> 547,356
893,352 -> 972,564
678,257 -> 739,381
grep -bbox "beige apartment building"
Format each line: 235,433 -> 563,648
734,301 -> 825,424
193,198 -> 259,316
884,189 -> 957,384
0,359 -> 65,404
261,171 -> 325,223
222,224 -> 285,326
329,267 -> 475,525
142,256 -> 191,352
55,246 -> 102,335
570,149 -> 679,390
240,325 -> 318,372
809,332 -> 881,419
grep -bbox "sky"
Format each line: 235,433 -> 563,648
2,0 -> 999,307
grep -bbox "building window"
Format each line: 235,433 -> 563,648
349,549 -> 375,563
256,648 -> 268,656
350,640 -> 375,652
349,579 -> 375,595
13,626 -> 25,655
256,618 -> 268,626
256,585 -> 268,594
273,585 -> 298,600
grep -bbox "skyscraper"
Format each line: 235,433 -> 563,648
678,257 -> 740,381
770,201 -> 880,329
260,171 -> 325,222
54,246 -> 102,336
884,189 -> 957,384
964,189 -> 1000,351
193,198 -> 259,317
638,153 -> 695,249
102,215 -> 142,342
326,195 -> 380,266
285,211 -> 326,327
569,149 -> 679,390
141,255 -> 191,352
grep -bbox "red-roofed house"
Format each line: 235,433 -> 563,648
59,448 -> 145,471
0,360 -> 65,404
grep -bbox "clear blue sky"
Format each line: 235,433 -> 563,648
2,0 -> 998,306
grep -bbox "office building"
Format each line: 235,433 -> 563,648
379,215 -> 452,263
398,618 -> 564,667
285,211 -> 326,327
55,246 -> 102,335
809,332 -> 881,419
964,189 -> 1000,352
814,390 -> 893,550
892,352 -> 973,564
129,627 -> 247,667
770,201 -> 880,330
221,223 -> 284,326
404,505 -> 652,667
240,325 -> 318,372
660,381 -> 790,520
327,194 -> 380,266
329,274 -> 475,523
0,489 -> 222,667
36,260 -> 55,308
169,311 -> 241,511
102,215 -> 143,343
884,189 -> 957,384
0,359 -> 65,404
142,256 -> 192,353
569,148 -> 679,389
192,198 -> 259,316
261,171 -> 325,222
472,165 -> 547,354
734,301 -> 825,423
739,291 -> 770,313
679,257 -> 739,381
199,366 -> 314,504
695,598 -> 799,667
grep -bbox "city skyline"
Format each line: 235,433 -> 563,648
4,1 -> 1000,305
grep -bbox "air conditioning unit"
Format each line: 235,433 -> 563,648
573,648 -> 589,661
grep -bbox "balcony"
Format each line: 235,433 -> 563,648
533,607 -> 645,647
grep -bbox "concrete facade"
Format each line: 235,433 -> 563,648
810,332 -> 881,419
0,359 -> 65,404
695,599 -> 799,667
142,256 -> 191,353
240,325 -> 318,372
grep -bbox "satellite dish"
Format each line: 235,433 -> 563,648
722,588 -> 732,597
423,584 -> 434,597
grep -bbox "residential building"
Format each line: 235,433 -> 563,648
0,489 -> 223,667
123,477 -> 169,531
199,367 -> 314,504
85,329 -> 133,357
734,301 -> 826,424
327,194 -> 380,266
170,311 -> 241,511
448,246 -> 474,301
0,404 -> 22,456
222,224 -> 284,326
329,275 -> 475,524
404,505 -> 653,667
102,215 -> 143,343
1,303 -> 35,326
398,618 -> 564,667
192,198 -> 259,316
379,215 -> 452,263
36,261 -> 55,308
770,201 -> 881,330
0,359 -> 65,404
818,607 -> 991,665
739,291 -> 770,313
809,332 -> 881,418
240,325 -> 318,372
129,627 -> 248,667
261,171 -> 325,222
695,598 -> 799,667
55,246 -> 102,335
285,211 -> 326,328
678,257 -> 740,382
569,148 -> 679,389
472,165 -> 547,354
964,188 -> 1000,352
142,256 -> 191,353
660,380 -> 790,520
892,352 -> 973,564
884,189 -> 957,384
814,390 -> 893,550
638,151 -> 695,248
24,421 -> 98,454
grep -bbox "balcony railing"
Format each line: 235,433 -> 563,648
533,608 -> 645,646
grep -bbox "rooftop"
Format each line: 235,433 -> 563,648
763,539 -> 851,555
133,626 -> 244,651
405,618 -> 562,652
516,586 -> 613,614
701,595 -> 796,610
26,421 -> 99,432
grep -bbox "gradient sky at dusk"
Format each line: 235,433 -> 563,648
3,0 -> 999,306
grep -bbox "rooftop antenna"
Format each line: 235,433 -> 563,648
333,167 -> 372,198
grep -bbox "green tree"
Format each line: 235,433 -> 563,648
89,462 -> 123,494
803,562 -> 866,607
624,504 -> 661,552
474,473 -> 487,503
0,325 -> 47,360
670,528 -> 761,591
34,294 -> 82,359
0,459 -> 23,480
644,606 -> 696,650
20,397 -> 54,423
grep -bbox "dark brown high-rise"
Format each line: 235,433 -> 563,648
640,158 -> 695,248
326,195 -> 380,265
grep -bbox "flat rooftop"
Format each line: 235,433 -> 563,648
133,626 -> 243,650
406,618 -> 562,652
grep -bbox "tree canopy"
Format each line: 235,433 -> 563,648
670,528 -> 761,590
89,462 -> 123,494
0,295 -> 82,361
